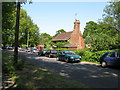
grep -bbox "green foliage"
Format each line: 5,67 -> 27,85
19,9 -> 40,47
2,51 -> 26,76
2,52 -> 15,75
56,48 -> 73,51
49,41 -> 69,48
103,1 -> 120,28
83,21 -> 119,51
2,3 -> 40,47
3,65 -> 15,75
2,2 -> 16,46
75,49 -> 119,63
83,1 -> 120,51
83,21 -> 98,38
56,29 -> 66,34
39,33 -> 52,48
53,29 -> 66,38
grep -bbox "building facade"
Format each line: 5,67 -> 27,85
51,19 -> 85,49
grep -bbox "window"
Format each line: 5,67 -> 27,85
117,53 -> 120,58
107,52 -> 115,57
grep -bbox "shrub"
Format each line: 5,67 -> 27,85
3,65 -> 16,75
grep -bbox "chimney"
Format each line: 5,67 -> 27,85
73,19 -> 82,36
69,19 -> 85,49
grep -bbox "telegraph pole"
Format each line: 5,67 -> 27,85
14,1 -> 20,66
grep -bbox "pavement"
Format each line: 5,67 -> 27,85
6,50 -> 120,88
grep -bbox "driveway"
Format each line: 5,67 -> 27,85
8,50 -> 120,88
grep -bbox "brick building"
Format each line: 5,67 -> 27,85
51,19 -> 85,49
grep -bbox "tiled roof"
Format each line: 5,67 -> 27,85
62,43 -> 77,48
51,31 -> 72,41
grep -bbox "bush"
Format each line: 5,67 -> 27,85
3,65 -> 16,75
56,48 -> 73,51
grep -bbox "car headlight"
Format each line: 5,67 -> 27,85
70,57 -> 74,59
79,56 -> 81,58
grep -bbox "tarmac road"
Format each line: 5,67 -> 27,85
8,50 -> 120,88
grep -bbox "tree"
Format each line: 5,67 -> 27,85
2,1 -> 40,68
19,9 -> 40,47
83,21 -> 119,51
83,21 -> 98,38
102,1 -> 120,49
2,2 -> 16,46
56,29 -> 66,34
39,33 -> 52,47
53,29 -> 66,38
83,1 -> 120,51
102,1 -> 120,30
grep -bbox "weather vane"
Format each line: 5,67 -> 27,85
75,13 -> 78,20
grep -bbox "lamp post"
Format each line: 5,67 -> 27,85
27,30 -> 29,48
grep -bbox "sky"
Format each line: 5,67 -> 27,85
22,1 -> 109,36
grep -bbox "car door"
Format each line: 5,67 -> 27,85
46,50 -> 50,57
62,52 -> 66,60
115,52 -> 120,65
105,52 -> 115,60
104,52 -> 116,66
58,52 -> 64,60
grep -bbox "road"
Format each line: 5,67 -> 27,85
8,50 -> 120,88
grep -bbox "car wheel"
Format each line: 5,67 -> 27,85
65,58 -> 69,63
101,61 -> 107,68
49,55 -> 51,58
56,57 -> 60,61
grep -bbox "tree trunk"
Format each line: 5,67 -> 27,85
14,2 -> 20,66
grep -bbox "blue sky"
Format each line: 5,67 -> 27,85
22,2 -> 109,36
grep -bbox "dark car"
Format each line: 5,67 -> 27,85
2,46 -> 8,49
45,50 -> 58,58
38,49 -> 48,56
26,47 -> 31,52
57,50 -> 81,63
99,51 -> 120,68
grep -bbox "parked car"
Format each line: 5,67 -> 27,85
2,46 -> 8,49
18,47 -> 22,51
19,47 -> 26,51
38,49 -> 48,56
57,50 -> 81,62
8,46 -> 13,50
99,51 -> 120,68
31,47 -> 39,53
0,48 -> 2,51
2,46 -> 13,50
45,50 -> 58,58
26,47 -> 31,52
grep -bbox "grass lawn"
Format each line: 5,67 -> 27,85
2,50 -> 90,89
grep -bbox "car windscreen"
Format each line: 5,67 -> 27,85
64,51 -> 75,55
33,49 -> 37,50
51,50 -> 57,54
42,49 -> 48,51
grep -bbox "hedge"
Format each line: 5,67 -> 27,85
75,49 -> 119,63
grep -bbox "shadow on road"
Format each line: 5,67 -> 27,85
7,50 -> 120,88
